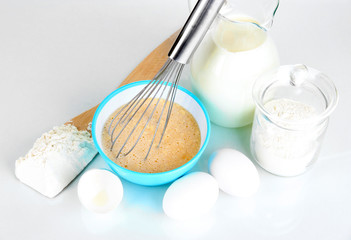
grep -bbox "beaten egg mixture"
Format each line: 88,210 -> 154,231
102,98 -> 201,173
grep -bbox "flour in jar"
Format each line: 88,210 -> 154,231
251,98 -> 324,176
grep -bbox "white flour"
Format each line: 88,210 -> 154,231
251,98 -> 323,176
15,124 -> 97,198
264,98 -> 317,122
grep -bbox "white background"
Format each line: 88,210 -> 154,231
1,0 -> 351,239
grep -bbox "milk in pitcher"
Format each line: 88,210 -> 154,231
190,4 -> 280,128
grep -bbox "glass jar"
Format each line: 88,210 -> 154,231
250,64 -> 338,176
190,0 -> 280,128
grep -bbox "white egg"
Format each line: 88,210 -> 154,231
77,169 -> 123,214
163,172 -> 219,220
209,148 -> 260,197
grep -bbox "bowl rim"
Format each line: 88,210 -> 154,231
92,80 -> 211,178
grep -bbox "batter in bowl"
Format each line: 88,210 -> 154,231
102,98 -> 201,173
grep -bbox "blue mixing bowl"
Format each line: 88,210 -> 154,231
92,81 -> 210,186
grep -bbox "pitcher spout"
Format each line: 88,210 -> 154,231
219,0 -> 280,30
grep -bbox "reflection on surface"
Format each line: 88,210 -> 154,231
215,169 -> 310,237
80,206 -> 125,234
162,213 -> 216,240
121,178 -> 168,213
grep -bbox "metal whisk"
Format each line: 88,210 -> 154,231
108,0 -> 225,160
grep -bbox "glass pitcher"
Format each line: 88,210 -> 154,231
189,0 -> 280,128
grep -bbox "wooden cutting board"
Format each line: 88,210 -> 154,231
67,30 -> 179,131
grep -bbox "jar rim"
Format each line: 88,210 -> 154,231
253,65 -> 339,129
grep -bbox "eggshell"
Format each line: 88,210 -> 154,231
77,169 -> 123,214
209,148 -> 260,197
163,172 -> 219,220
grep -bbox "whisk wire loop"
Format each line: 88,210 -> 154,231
143,62 -> 183,160
114,63 -> 176,159
108,60 -> 173,149
109,59 -> 183,160
158,64 -> 184,146
108,59 -> 173,140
